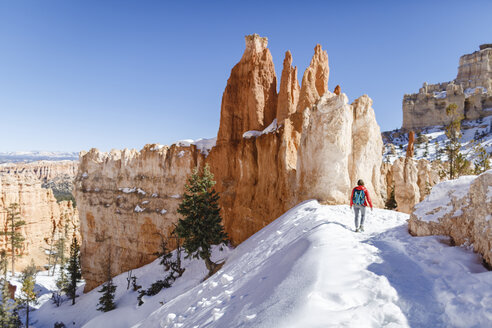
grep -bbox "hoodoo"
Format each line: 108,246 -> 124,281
75,34 -> 385,291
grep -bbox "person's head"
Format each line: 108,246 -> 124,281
357,179 -> 364,186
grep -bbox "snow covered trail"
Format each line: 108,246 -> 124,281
134,201 -> 492,328
30,201 -> 492,327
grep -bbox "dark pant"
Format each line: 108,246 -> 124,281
353,205 -> 366,228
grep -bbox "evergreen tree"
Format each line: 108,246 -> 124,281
97,258 -> 116,312
444,104 -> 464,179
473,143 -> 491,174
0,203 -> 26,275
0,278 -> 15,327
17,261 -> 38,328
0,250 -> 7,279
384,187 -> 398,210
63,235 -> 81,305
176,165 -> 228,276
53,263 -> 69,307
9,306 -> 22,328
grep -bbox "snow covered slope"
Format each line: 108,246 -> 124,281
383,116 -> 492,164
30,201 -> 492,327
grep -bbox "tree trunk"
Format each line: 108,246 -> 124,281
204,257 -> 217,276
25,305 -> 29,328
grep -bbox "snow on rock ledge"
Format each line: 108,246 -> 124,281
409,170 -> 492,266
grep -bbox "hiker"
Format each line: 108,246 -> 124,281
350,179 -> 373,232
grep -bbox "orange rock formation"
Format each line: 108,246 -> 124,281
75,34 -> 385,291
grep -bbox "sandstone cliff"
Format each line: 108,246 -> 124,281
75,34 -> 385,291
408,170 -> 492,267
403,44 -> 492,130
0,172 -> 78,272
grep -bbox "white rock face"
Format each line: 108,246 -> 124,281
297,92 -> 383,206
350,95 -> 383,207
297,92 -> 353,204
408,170 -> 492,267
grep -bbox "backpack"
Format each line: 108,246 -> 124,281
353,189 -> 366,206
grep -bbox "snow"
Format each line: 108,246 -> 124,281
177,150 -> 185,158
433,91 -> 447,99
141,201 -> 149,205
487,186 -> 492,202
160,209 -> 167,215
137,188 -> 146,195
119,187 -> 136,193
464,86 -> 487,98
413,175 -> 475,223
383,116 -> 492,164
21,201 -> 492,327
174,137 -> 217,156
82,172 -> 88,178
151,193 -> 158,198
243,119 -> 278,139
170,194 -> 181,199
149,145 -> 165,151
134,205 -> 144,213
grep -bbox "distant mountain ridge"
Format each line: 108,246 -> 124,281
0,150 -> 79,163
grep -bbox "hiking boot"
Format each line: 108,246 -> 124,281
355,227 -> 360,232
359,225 -> 364,232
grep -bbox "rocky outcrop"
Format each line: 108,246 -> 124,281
403,45 -> 492,130
74,145 -> 202,291
76,34 -> 385,291
0,160 -> 77,181
297,44 -> 329,113
382,157 -> 444,214
0,173 -> 78,272
276,51 -> 300,123
408,170 -> 492,267
350,95 -> 383,205
0,160 -> 78,200
216,34 -> 277,144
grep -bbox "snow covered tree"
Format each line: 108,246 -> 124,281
473,143 -> 491,174
97,258 -> 116,312
64,234 -> 81,305
0,203 -> 26,275
176,164 -> 228,276
444,104 -> 464,179
17,261 -> 38,327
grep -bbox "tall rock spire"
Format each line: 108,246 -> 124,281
277,51 -> 300,122
217,34 -> 278,144
297,44 -> 329,112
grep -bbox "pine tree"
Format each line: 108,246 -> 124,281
473,143 -> 491,174
0,250 -> 7,279
0,278 -> 15,327
0,203 -> 26,275
176,164 -> 228,276
64,235 -> 81,305
444,104 -> 464,179
97,258 -> 116,312
17,261 -> 38,328
384,187 -> 398,210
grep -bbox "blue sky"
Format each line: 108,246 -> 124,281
1,0 -> 491,152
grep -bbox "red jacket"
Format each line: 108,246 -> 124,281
350,186 -> 373,208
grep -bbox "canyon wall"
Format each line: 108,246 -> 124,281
408,170 -> 492,267
403,44 -> 492,130
75,34 -> 385,291
0,172 -> 78,272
